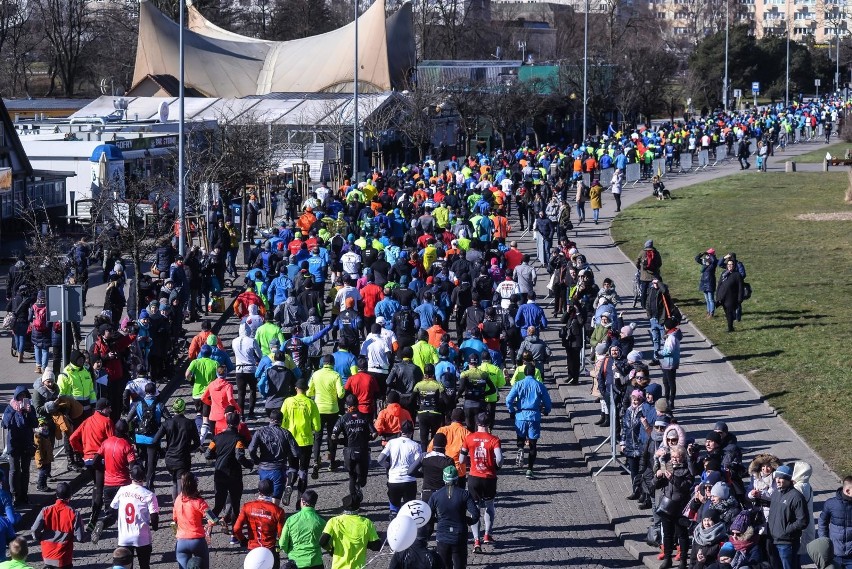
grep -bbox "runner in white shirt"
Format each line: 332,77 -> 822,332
111,465 -> 160,569
377,420 -> 422,519
340,251 -> 362,279
500,178 -> 513,196
496,277 -> 520,309
360,326 -> 391,375
334,282 -> 362,311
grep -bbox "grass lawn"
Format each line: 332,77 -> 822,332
794,141 -> 852,163
612,171 -> 852,476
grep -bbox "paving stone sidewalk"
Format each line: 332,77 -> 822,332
544,143 -> 842,568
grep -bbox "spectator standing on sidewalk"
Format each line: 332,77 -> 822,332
635,240 -> 662,310
767,464 -> 808,569
2,386 -> 37,506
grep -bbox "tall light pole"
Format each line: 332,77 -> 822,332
353,0 -> 359,184
178,0 -> 185,256
785,4 -> 790,107
723,0 -> 730,111
582,0 -> 588,142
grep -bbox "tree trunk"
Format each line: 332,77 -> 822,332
132,258 -> 142,320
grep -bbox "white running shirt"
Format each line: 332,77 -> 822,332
111,482 -> 160,547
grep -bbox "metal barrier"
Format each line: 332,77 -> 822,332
698,150 -> 710,169
680,153 -> 693,172
625,163 -> 641,186
599,168 -> 614,187
652,158 -> 666,178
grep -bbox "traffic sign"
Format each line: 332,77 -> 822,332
47,285 -> 83,323
815,79 -> 821,87
752,82 -> 760,93
733,89 -> 743,98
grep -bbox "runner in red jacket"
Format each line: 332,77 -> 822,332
233,479 -> 285,555
31,482 -> 84,569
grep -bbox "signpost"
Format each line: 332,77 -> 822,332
752,81 -> 760,108
47,285 -> 83,369
815,78 -> 821,99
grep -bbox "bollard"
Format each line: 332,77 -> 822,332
785,161 -> 797,173
824,159 -> 829,172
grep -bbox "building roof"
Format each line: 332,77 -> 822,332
71,93 -> 397,128
3,99 -> 93,112
0,98 -> 33,176
130,0 -> 416,98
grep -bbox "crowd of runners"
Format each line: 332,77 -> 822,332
0,105 -> 850,569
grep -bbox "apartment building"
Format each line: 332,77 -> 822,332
495,0 -> 852,43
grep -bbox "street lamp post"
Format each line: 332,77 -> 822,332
723,0 -> 730,111
353,0 -> 359,184
178,0 -> 185,256
785,16 -> 790,107
582,0 -> 588,142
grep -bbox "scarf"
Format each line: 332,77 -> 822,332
693,521 -> 727,546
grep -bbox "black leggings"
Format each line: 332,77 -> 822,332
723,302 -> 737,332
517,437 -> 538,469
288,445 -> 312,494
661,368 -> 677,409
212,470 -> 243,523
235,372 -> 257,416
660,516 -> 689,560
137,444 -> 158,490
437,541 -> 468,569
343,448 -> 370,497
313,413 -> 339,465
418,413 -> 443,450
128,544 -> 153,569
168,466 -> 189,502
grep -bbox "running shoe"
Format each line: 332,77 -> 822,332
473,539 -> 482,553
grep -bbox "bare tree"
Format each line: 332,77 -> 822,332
0,0 -> 34,96
32,0 -> 94,96
394,83 -> 441,162
18,203 -> 73,293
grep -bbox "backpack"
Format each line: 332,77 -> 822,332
138,399 -> 159,436
581,185 -> 591,200
33,305 -> 48,334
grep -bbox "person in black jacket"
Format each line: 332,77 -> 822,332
205,412 -> 254,528
2,386 -> 38,505
389,537 -> 443,569
10,285 -> 34,364
559,307 -> 584,384
151,398 -> 200,502
248,409 -> 299,506
263,351 -> 296,416
332,395 -> 377,501
655,444 -> 693,569
428,465 -> 480,569
715,258 -> 744,333
153,239 -> 176,277
767,464 -> 808,569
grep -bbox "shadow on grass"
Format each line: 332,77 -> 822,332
750,322 -> 831,331
724,349 -> 784,361
763,390 -> 789,402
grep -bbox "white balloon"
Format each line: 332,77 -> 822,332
387,514 -> 417,552
399,500 -> 432,529
244,547 -> 274,569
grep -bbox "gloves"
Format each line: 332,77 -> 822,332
44,401 -> 56,414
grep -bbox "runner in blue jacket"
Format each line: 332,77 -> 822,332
506,364 -> 552,479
